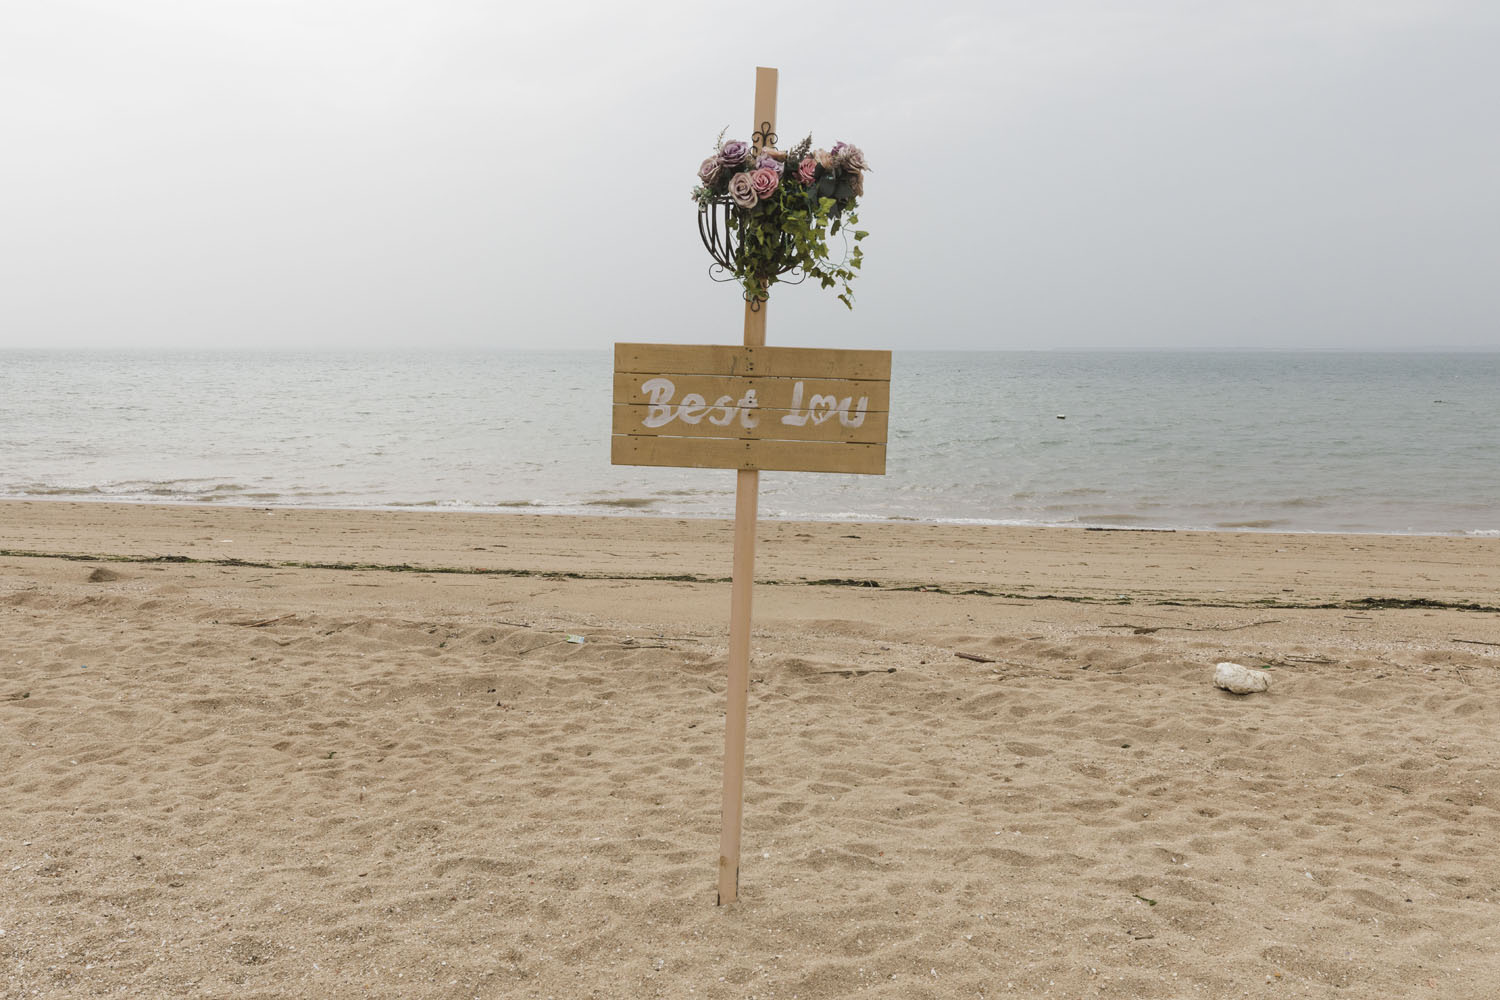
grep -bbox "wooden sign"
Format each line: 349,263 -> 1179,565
612,65 -> 888,906
611,343 -> 891,475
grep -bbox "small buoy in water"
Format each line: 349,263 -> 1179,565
1056,414 -> 1066,420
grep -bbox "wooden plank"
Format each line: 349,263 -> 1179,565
612,435 -> 886,475
613,404 -> 888,443
615,342 -> 892,381
613,373 -> 890,411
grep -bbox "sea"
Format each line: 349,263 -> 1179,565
1,350 -> 1496,536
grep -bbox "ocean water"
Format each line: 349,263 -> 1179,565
1,350 -> 1496,535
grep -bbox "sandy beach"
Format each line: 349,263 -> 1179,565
2,500 -> 1498,999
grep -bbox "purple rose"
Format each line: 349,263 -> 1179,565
755,154 -> 783,174
727,171 -> 758,208
718,140 -> 751,167
698,157 -> 722,186
797,157 -> 816,184
749,166 -> 779,200
830,141 -> 847,156
837,144 -> 870,172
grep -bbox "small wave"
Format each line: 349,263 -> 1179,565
10,480 -> 267,502
140,484 -> 248,497
1279,496 -> 1332,509
14,484 -> 107,497
1215,519 -> 1288,530
588,497 -> 659,510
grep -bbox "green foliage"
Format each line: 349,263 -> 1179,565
729,183 -> 866,309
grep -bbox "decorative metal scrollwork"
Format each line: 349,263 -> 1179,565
697,193 -> 804,307
698,196 -> 740,275
750,122 -> 777,156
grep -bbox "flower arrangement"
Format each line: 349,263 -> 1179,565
692,132 -> 868,308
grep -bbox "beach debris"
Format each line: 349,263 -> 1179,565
86,567 -> 122,582
566,634 -> 586,644
1214,661 -> 1271,694
1105,620 -> 1282,635
955,652 -> 996,664
230,614 -> 295,628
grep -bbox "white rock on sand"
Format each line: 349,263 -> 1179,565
1214,661 -> 1272,694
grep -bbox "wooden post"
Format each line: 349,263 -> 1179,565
717,65 -> 777,906
611,65 -> 887,903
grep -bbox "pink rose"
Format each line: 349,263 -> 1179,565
727,171 -> 758,209
698,157 -> 722,186
749,166 -> 779,200
797,157 -> 816,184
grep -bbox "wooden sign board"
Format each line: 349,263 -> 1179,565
611,343 -> 891,475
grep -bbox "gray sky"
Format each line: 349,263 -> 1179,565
2,0 -> 1496,351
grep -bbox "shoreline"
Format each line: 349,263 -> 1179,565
3,494 -> 1498,541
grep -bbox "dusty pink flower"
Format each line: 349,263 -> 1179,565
698,157 -> 722,186
727,171 -> 758,208
838,144 -> 870,172
814,148 -> 835,170
749,166 -> 779,200
797,157 -> 816,184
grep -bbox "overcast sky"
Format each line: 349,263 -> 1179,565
2,0 -> 1496,352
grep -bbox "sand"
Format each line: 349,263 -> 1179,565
2,500 -> 1499,999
